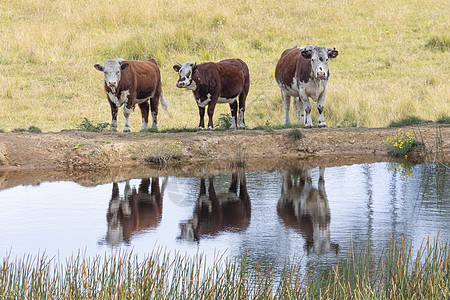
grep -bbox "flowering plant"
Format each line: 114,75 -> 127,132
386,128 -> 417,158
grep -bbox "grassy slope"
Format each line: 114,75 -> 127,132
0,0 -> 448,132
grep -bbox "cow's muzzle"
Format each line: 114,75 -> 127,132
176,81 -> 185,88
316,72 -> 328,80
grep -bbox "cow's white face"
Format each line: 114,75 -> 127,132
94,59 -> 129,93
173,62 -> 197,90
301,47 -> 339,80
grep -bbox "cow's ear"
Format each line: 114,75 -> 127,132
301,50 -> 312,59
173,64 -> 181,72
328,49 -> 339,59
120,63 -> 129,70
94,64 -> 104,72
192,63 -> 198,73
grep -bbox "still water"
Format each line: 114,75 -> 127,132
0,162 -> 448,272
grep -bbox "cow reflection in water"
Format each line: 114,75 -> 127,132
179,173 -> 251,242
277,168 -> 339,255
106,178 -> 166,246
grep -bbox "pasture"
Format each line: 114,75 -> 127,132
0,0 -> 448,132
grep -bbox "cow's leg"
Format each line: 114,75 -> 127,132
138,101 -> 150,131
206,101 -> 217,130
317,89 -> 328,128
122,93 -> 135,132
229,100 -> 238,130
229,173 -> 238,193
198,106 -> 206,130
238,91 -> 247,129
122,105 -> 131,132
299,89 -> 313,128
150,90 -> 161,130
294,97 -> 306,125
282,91 -> 291,126
108,99 -> 118,131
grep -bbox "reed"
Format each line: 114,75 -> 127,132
1,237 -> 448,299
0,0 -> 448,132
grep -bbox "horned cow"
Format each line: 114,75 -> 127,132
94,59 -> 169,132
173,59 -> 250,130
275,46 -> 338,128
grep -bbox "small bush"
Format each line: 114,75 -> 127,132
145,141 -> 183,165
386,128 -> 419,158
12,126 -> 42,133
28,126 -> 42,133
77,118 -> 109,132
287,128 -> 305,141
389,116 -> 426,127
216,113 -> 233,130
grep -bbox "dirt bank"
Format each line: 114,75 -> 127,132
0,124 -> 448,190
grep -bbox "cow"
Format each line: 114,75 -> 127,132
173,59 -> 250,130
105,177 -> 167,246
275,46 -> 339,128
179,173 -> 251,241
277,167 -> 339,255
94,59 -> 169,132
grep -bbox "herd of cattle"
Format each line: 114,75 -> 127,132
94,45 -> 339,132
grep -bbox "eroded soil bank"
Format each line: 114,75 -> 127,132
0,124 -> 448,189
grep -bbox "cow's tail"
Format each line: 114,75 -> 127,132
160,91 -> 170,116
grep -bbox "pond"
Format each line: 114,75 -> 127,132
0,161 -> 448,276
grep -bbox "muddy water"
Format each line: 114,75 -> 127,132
0,162 -> 448,274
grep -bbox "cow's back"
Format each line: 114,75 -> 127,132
275,47 -> 311,86
120,60 -> 161,98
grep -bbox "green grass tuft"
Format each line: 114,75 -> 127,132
389,116 -> 427,127
216,113 -> 233,130
287,128 -> 305,141
425,35 -> 450,52
77,117 -> 110,132
436,115 -> 450,124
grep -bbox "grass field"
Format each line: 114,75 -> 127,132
0,0 -> 449,132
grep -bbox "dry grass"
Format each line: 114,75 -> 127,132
0,0 -> 448,132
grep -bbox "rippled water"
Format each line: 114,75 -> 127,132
0,162 -> 448,273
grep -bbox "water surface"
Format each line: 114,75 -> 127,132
0,162 -> 448,273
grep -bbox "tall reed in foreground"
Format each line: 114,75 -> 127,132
0,237 -> 448,299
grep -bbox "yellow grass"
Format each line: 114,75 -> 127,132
0,0 -> 448,132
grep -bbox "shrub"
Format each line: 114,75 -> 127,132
145,141 -> 183,165
287,128 -> 305,141
77,117 -> 109,132
216,113 -> 233,130
386,128 -> 418,158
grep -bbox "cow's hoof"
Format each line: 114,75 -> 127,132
110,127 -> 118,132
305,125 -> 313,129
207,126 -> 213,131
318,124 -> 327,128
197,127 -> 205,131
123,129 -> 131,133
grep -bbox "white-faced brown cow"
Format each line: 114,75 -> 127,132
277,167 -> 339,255
94,59 -> 169,132
173,59 -> 250,130
275,46 -> 338,128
